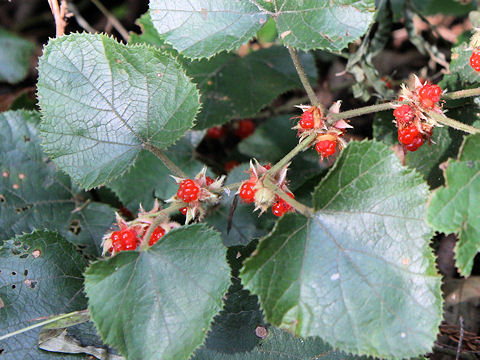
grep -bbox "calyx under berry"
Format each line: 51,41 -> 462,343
237,160 -> 294,215
393,75 -> 443,152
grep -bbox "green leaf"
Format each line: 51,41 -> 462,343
271,0 -> 376,52
108,135 -> 207,210
131,13 -> 317,129
37,33 -> 200,189
193,326 -> 367,359
459,133 -> 480,161
149,0 -> 376,59
428,160 -> 480,276
200,244 -> 264,354
0,28 -> 34,84
149,1 -> 267,59
441,41 -> 480,89
84,224 -> 230,360
0,230 -> 86,359
241,141 -> 442,359
0,110 -> 114,256
190,47 -> 317,129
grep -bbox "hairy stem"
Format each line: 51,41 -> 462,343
263,177 -> 313,217
327,102 -> 396,124
144,143 -> 188,178
442,87 -> 480,100
0,310 -> 89,341
428,111 -> 480,134
267,133 -> 317,176
140,202 -> 185,249
287,47 -> 322,112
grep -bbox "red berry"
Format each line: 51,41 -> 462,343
393,105 -> 414,124
419,84 -> 441,105
224,160 -> 239,172
398,124 -> 419,145
148,226 -> 165,246
179,207 -> 188,215
263,164 -> 271,170
177,179 -> 200,202
299,110 -> 314,129
111,229 -> 137,252
235,119 -> 255,139
206,126 -> 225,139
239,182 -> 256,203
272,202 -> 285,217
471,51 -> 480,72
315,140 -> 337,157
404,134 -> 424,152
206,176 -> 214,186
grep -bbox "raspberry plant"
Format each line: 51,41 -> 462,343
2,1 -> 480,359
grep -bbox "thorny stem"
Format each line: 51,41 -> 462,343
90,0 -> 130,42
263,176 -> 313,217
287,47 -> 323,113
144,143 -> 188,178
140,202 -> 185,249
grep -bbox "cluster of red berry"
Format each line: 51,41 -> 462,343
206,119 -> 255,140
470,50 -> 480,72
393,81 -> 441,152
296,106 -> 345,159
110,225 -> 166,252
238,163 -> 295,217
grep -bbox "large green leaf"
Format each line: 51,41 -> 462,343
0,231 -> 86,359
241,141 -> 442,359
130,14 -> 317,129
0,111 -> 114,256
427,159 -> 480,277
193,327 -> 366,359
108,135 -> 207,210
84,224 -> 230,360
0,28 -> 34,84
37,33 -> 200,189
149,0 -> 376,59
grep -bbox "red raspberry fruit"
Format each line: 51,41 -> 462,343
148,226 -> 165,246
206,126 -> 225,139
239,182 -> 256,203
418,84 -> 441,107
272,202 -> 285,217
111,229 -> 137,252
404,134 -> 424,152
398,124 -> 419,145
393,105 -> 414,125
272,192 -> 295,217
299,110 -> 314,129
235,119 -> 255,139
206,176 -> 214,186
315,139 -> 337,157
177,179 -> 200,202
179,207 -> 188,215
471,51 -> 480,72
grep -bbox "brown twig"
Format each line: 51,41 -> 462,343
91,0 -> 130,42
47,0 -> 68,37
